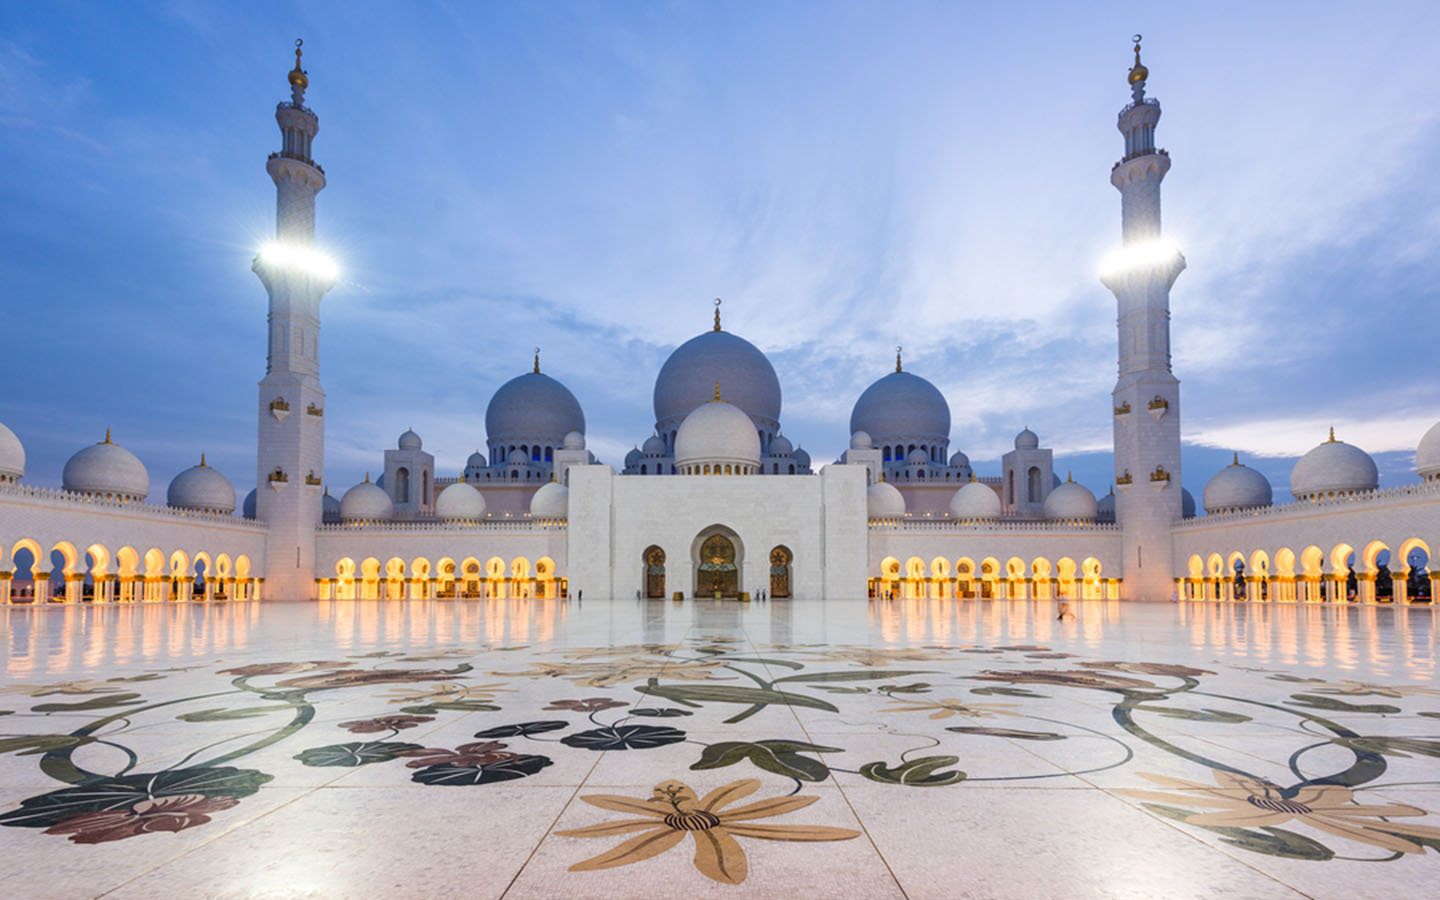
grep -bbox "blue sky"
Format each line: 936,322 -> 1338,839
3,1 -> 1438,507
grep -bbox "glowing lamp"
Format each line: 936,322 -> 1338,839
257,242 -> 339,280
1099,239 -> 1181,279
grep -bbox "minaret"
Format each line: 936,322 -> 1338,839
1100,36 -> 1185,601
253,40 -> 334,600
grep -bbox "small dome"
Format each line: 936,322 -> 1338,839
562,431 -> 585,451
794,447 -> 811,469
1417,420 -> 1440,481
770,433 -> 793,456
62,432 -> 148,501
1181,487 -> 1196,519
486,371 -> 585,443
340,477 -> 394,523
1290,430 -> 1378,500
866,481 -> 906,520
1043,477 -> 1097,521
906,448 -> 928,465
1203,455 -> 1273,514
850,371 -> 951,443
1014,428 -> 1039,451
948,450 -> 970,469
949,481 -> 1001,520
166,457 -> 235,514
624,447 -> 642,468
1097,488 -> 1116,522
466,450 -> 487,469
242,488 -> 257,519
398,429 -> 422,451
850,430 -> 872,450
322,489 -> 341,523
507,448 -> 528,466
529,481 -> 569,518
654,330 -> 782,429
642,434 -> 666,456
674,399 -> 762,472
435,481 -> 487,521
0,421 -> 24,480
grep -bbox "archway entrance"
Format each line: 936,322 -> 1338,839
644,546 -> 666,598
770,546 -> 792,598
695,531 -> 740,598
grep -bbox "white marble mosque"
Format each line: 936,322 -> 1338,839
1,39 -> 1438,609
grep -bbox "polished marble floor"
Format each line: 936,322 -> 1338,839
0,596 -> 1437,899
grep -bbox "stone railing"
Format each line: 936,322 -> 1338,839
1173,479 -> 1440,529
871,519 -> 1121,534
317,518 -> 566,534
0,483 -> 268,530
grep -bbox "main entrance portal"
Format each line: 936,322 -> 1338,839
696,533 -> 739,597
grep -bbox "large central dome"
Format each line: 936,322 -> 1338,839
653,330 -> 781,429
850,370 -> 950,442
486,371 -> 585,442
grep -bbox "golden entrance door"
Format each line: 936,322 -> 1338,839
697,534 -> 739,597
769,546 -> 791,598
644,546 -> 666,598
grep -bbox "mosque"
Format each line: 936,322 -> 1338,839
1,40 -> 1438,608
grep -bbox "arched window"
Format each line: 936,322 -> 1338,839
545,447 -> 553,462
422,470 -> 430,505
883,446 -> 892,461
640,464 -> 647,474
395,467 -> 410,503
1027,466 -> 1041,503
511,471 -> 518,480
788,464 -> 795,474
773,463 -> 779,474
1007,471 -> 1015,505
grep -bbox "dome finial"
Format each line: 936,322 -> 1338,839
1128,33 -> 1149,99
713,297 -> 722,332
713,379 -> 722,402
364,471 -> 371,483
533,347 -> 540,374
103,427 -> 111,444
200,452 -> 207,467
895,345 -> 903,373
1327,426 -> 1336,443
1066,470 -> 1073,483
1232,451 -> 1239,466
288,38 -> 308,102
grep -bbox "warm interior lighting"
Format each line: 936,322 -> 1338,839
257,242 -> 338,280
1099,238 -> 1181,278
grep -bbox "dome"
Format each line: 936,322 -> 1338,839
466,450 -> 487,469
654,330 -> 782,429
866,481 -> 906,520
906,448 -> 928,465
166,456 -> 235,514
642,434 -> 666,456
322,489 -> 341,523
1417,420 -> 1440,481
398,429 -> 422,451
1097,488 -> 1116,522
1203,455 -> 1273,514
339,477 -> 394,523
242,488 -> 257,519
62,431 -> 148,501
1014,428 -> 1039,451
674,399 -> 762,473
435,481 -> 486,521
770,433 -> 793,456
850,430 -> 872,450
949,450 -> 970,469
0,421 -> 23,481
507,448 -> 528,466
485,371 -> 585,443
1290,430 -> 1379,500
1181,487 -> 1196,519
949,481 -> 1001,520
1043,477 -> 1097,521
562,431 -> 585,451
849,371 -> 950,442
529,481 -> 569,518
794,447 -> 811,469
624,447 -> 642,468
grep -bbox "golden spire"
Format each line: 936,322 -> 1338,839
713,298 -> 722,332
895,346 -> 903,373
1128,33 -> 1148,85
1231,451 -> 1239,466
200,453 -> 207,467
533,347 -> 540,374
1066,470 -> 1073,483
1326,426 -> 1337,443
712,379 -> 722,402
364,471 -> 371,483
102,427 -> 112,444
288,38 -> 308,89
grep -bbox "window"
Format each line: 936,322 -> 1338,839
545,447 -> 553,462
395,468 -> 410,503
1027,466 -> 1041,504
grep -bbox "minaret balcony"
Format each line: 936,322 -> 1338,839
268,150 -> 324,174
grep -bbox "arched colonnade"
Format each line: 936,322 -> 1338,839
1,538 -> 259,604
871,555 -> 1118,601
